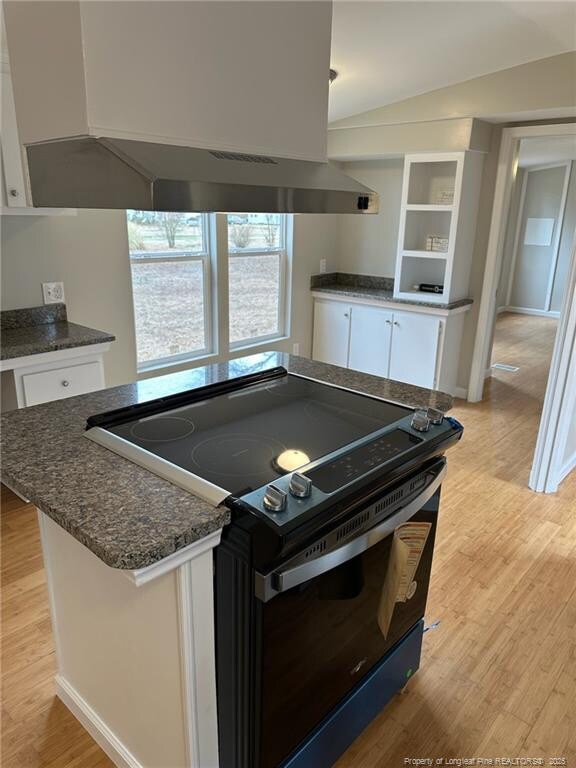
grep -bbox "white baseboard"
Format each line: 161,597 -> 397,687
502,305 -> 560,319
453,386 -> 468,400
56,675 -> 143,768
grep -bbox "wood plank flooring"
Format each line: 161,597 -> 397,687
2,311 -> 575,767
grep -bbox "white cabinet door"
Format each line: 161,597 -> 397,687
22,361 -> 104,406
348,305 -> 393,377
0,69 -> 28,207
312,301 -> 351,368
389,311 -> 440,389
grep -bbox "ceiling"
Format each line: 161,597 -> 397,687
329,1 -> 576,123
518,135 -> 576,167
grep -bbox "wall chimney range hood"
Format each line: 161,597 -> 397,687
26,136 -> 379,214
4,1 -> 378,213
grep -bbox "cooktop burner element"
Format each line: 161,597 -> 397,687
130,416 -> 195,443
191,434 -> 286,478
273,449 -> 311,473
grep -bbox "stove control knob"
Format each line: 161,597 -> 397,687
427,407 -> 444,426
289,472 -> 312,499
411,409 -> 430,433
263,484 -> 288,513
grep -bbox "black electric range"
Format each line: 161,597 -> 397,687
86,366 -> 463,768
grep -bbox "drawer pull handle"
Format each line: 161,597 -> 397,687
61,379 -> 70,387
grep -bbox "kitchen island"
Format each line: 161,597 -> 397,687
0,352 -> 453,768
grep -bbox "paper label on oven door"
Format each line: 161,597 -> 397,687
377,522 -> 432,640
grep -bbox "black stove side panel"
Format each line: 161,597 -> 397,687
215,526 -> 262,768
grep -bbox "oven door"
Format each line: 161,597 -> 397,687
256,461 -> 445,768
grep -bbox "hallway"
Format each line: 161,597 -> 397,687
2,313 -> 575,767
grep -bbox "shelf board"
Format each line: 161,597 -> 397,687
395,290 -> 446,303
401,250 -> 448,260
405,204 -> 453,212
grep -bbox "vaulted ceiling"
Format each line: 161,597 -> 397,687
329,1 -> 576,123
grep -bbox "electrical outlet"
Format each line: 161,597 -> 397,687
292,343 -> 300,356
319,258 -> 327,274
42,282 -> 66,304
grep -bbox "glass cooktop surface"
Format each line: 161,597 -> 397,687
105,374 -> 410,496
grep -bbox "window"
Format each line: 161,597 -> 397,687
227,214 -> 289,347
127,212 -> 292,371
127,211 -> 212,369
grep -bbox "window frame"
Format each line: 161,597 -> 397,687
227,215 -> 291,350
128,213 -> 215,372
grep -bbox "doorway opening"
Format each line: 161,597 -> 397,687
469,124 -> 576,492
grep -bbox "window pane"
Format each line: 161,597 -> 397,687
127,211 -> 205,254
131,261 -> 206,364
229,254 -> 281,344
228,214 -> 283,251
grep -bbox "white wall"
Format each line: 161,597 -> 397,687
1,209 -> 138,386
0,210 -> 339,386
336,159 -> 403,277
290,214 -> 339,355
497,162 -> 576,313
508,164 -> 569,310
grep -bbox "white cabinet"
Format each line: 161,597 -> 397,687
388,311 -> 440,389
312,296 -> 469,396
0,345 -> 109,411
0,34 -> 75,214
348,305 -> 393,378
22,360 -> 102,407
312,300 -> 351,368
0,66 -> 27,207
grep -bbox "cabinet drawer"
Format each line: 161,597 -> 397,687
22,361 -> 102,406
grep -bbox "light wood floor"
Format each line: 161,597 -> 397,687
2,312 -> 575,768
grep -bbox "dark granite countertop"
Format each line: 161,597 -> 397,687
1,304 -> 115,361
310,273 -> 473,311
312,285 -> 473,311
0,352 -> 453,570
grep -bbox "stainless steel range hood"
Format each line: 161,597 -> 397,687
26,136 -> 378,214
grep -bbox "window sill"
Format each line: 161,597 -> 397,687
229,336 -> 290,356
135,338 -> 291,381
137,351 -> 218,379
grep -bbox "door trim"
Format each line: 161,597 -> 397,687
544,162 -> 572,312
468,122 -> 576,403
468,122 -> 576,493
529,230 -> 576,492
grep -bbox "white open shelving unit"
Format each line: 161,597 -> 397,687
394,152 -> 484,305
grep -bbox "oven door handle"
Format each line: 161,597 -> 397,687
255,463 -> 446,602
